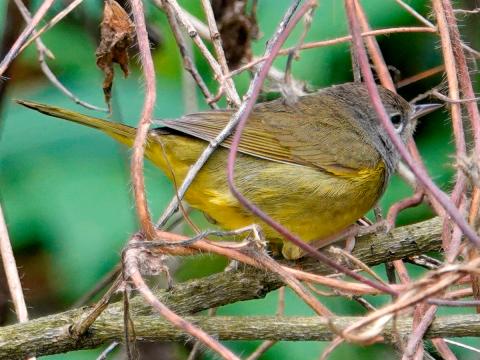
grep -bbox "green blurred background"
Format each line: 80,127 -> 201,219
0,0 -> 479,358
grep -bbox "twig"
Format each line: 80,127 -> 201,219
394,0 -> 435,27
386,191 -> 424,227
444,339 -> 480,354
200,0 -> 240,106
18,0 -> 85,55
440,1 -> 480,243
228,26 -> 436,78
12,0 -> 53,58
355,2 -> 395,91
165,0 -> 240,106
453,8 -> 480,15
14,0 -> 107,112
0,0 -> 55,76
70,275 -> 122,338
96,342 -> 119,360
283,4 -> 316,96
402,305 -> 438,360
73,265 -> 121,308
319,336 -> 344,360
159,0 -> 218,109
396,65 -> 445,88
0,203 -> 31,328
1,203 -> 36,360
394,0 -> 480,58
123,244 -> 240,360
432,0 -> 467,261
129,0 -> 157,239
431,338 -> 457,360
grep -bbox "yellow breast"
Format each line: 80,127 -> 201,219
146,133 -> 386,259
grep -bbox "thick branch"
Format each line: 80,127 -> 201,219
0,218 -> 442,357
3,313 -> 480,358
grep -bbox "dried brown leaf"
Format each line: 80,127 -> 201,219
212,0 -> 259,69
96,0 -> 134,110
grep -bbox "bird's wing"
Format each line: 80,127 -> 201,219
159,97 -> 382,175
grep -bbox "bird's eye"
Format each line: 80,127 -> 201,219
390,113 -> 403,133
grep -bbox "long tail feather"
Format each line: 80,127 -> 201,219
16,100 -> 137,145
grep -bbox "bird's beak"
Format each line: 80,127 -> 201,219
411,103 -> 443,119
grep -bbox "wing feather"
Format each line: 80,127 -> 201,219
158,93 -> 383,176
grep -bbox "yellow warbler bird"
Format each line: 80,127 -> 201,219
17,83 -> 437,259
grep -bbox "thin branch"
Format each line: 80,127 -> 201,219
18,0 -> 85,55
396,65 -> 445,88
0,0 -> 55,76
394,0 -> 435,27
228,26 -> 436,78
200,0 -> 240,105
124,245 -> 239,360
355,2 -> 395,91
14,0 -> 107,112
402,305 -> 438,360
165,0 -> 240,105
432,0 -> 467,261
159,0 -> 218,109
129,0 -> 157,239
452,8 -> 480,15
0,204 -> 30,325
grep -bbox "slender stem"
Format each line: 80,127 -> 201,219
0,0 -> 55,76
0,204 -> 29,324
124,246 -> 240,360
228,26 -> 436,78
129,0 -> 157,239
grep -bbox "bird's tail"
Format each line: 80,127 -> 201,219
16,100 -> 138,147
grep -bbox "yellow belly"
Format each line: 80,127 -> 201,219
146,133 -> 385,259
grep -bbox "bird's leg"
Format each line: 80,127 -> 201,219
203,224 -> 267,272
201,224 -> 267,250
308,218 -> 390,257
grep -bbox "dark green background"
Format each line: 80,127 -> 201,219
0,0 -> 478,358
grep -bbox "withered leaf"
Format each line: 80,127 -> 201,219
96,0 -> 134,110
212,0 -> 259,69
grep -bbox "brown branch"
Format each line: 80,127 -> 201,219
14,0 -> 107,112
164,0 -> 240,106
0,0 -> 55,76
124,243 -> 239,360
0,218 -> 443,357
129,0 -> 157,239
159,0 -> 218,108
2,314 -> 480,358
432,0 -> 467,261
0,203 -> 30,325
228,26 -> 436,78
200,0 -> 240,106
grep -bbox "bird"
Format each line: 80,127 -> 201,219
17,83 -> 439,259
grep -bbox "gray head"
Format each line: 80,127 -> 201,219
322,83 -> 439,178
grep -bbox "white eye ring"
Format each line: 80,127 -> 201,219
390,112 -> 404,133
